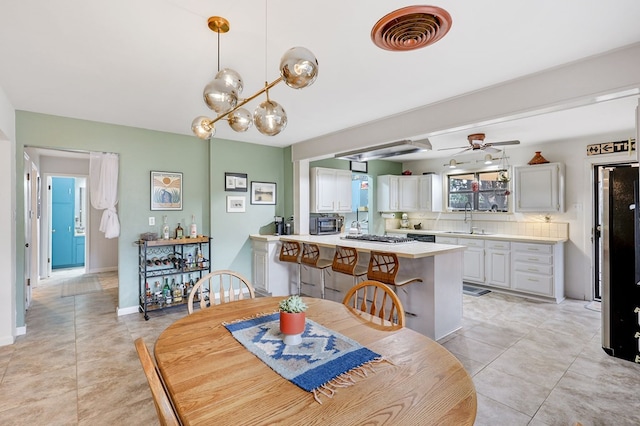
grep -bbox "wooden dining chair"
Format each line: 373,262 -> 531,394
279,240 -> 302,294
134,338 -> 181,426
367,251 -> 423,289
187,270 -> 255,314
342,280 -> 406,328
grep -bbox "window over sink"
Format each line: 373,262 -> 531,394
447,170 -> 509,212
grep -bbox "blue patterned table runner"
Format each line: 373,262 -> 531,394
224,312 -> 382,398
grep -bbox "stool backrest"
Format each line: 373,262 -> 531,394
301,243 -> 322,266
279,241 -> 301,263
332,246 -> 359,275
367,251 -> 400,284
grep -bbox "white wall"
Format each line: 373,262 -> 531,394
402,131 -> 637,301
0,85 -> 16,346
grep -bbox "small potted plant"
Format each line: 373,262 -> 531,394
278,295 -> 307,345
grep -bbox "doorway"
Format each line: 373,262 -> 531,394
593,162 -> 638,300
51,176 -> 87,270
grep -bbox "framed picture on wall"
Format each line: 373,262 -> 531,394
250,181 -> 276,205
151,171 -> 183,211
224,172 -> 248,192
226,195 -> 246,213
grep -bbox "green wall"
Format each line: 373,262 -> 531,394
17,112 -> 287,318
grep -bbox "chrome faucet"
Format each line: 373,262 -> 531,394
464,202 -> 474,233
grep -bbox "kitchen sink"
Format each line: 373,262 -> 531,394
442,231 -> 494,236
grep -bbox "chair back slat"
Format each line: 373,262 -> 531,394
367,251 -> 400,285
332,246 -> 359,275
342,280 -> 405,328
188,270 -> 255,315
279,241 -> 301,263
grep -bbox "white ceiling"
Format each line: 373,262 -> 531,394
1,0 -> 639,160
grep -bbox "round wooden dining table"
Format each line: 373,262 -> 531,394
154,297 -> 477,425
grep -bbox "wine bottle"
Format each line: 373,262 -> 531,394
162,215 -> 170,240
172,278 -> 182,303
190,215 -> 197,239
189,274 -> 197,301
175,223 -> 184,239
163,278 -> 172,304
196,247 -> 204,269
152,257 -> 161,266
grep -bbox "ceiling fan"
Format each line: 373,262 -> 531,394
439,133 -> 520,154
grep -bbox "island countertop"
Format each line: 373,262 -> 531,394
252,234 -> 466,259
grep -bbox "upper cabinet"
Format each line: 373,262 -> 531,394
310,167 -> 352,213
377,174 -> 442,212
514,162 -> 565,213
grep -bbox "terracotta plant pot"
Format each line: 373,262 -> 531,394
279,311 -> 306,345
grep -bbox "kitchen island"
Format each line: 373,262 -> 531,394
250,233 -> 466,340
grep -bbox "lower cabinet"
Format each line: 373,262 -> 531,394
436,235 -> 564,302
251,238 -> 291,297
511,242 -> 563,302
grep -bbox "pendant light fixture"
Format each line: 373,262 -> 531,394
192,14 -> 319,140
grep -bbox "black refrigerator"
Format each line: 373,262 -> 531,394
601,165 -> 640,363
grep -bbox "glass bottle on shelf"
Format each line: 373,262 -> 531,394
175,223 -> 184,239
162,215 -> 170,240
145,281 -> 152,301
189,274 -> 197,301
187,253 -> 193,270
172,278 -> 182,303
154,280 -> 162,302
152,257 -> 161,266
190,215 -> 197,239
163,278 -> 172,304
196,247 -> 204,269
183,276 -> 189,298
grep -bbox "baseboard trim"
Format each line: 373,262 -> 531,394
0,334 -> 16,346
16,326 -> 26,336
117,305 -> 139,316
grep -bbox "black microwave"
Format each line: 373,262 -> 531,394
310,216 -> 342,235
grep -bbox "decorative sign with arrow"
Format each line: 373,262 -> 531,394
586,139 -> 636,156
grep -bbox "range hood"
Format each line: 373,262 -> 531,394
334,138 -> 432,161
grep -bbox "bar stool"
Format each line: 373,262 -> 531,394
279,241 -> 301,294
367,251 -> 423,290
300,243 -> 332,298
332,246 -> 368,286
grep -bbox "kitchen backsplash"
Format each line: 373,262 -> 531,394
385,218 -> 569,239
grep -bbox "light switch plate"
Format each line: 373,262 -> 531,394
149,217 -> 155,226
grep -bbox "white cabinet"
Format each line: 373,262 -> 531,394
251,238 -> 291,297
511,241 -> 564,303
485,241 -> 510,288
377,175 -> 399,212
419,174 -> 442,211
378,174 -> 442,212
514,163 -> 565,213
458,238 -> 484,283
310,167 -> 352,213
399,176 -> 419,211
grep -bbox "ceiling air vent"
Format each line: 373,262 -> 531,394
371,5 -> 452,51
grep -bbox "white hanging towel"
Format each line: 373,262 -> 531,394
89,152 -> 121,238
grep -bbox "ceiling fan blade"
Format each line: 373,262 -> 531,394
437,145 -> 470,151
483,146 -> 501,153
489,140 -> 520,146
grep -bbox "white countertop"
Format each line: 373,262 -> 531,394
387,228 -> 568,244
250,233 -> 466,259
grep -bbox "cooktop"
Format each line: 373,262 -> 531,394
341,234 -> 416,244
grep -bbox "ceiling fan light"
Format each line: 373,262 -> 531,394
484,154 -> 493,164
448,159 -> 457,168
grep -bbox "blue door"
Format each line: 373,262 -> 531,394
52,177 -> 84,269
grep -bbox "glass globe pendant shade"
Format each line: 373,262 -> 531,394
215,68 -> 244,95
280,47 -> 319,89
254,100 -> 287,136
203,78 -> 238,113
228,108 -> 253,132
191,116 -> 215,140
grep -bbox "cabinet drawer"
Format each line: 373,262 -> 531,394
513,252 -> 553,265
486,240 -> 510,250
458,238 -> 484,248
436,236 -> 458,244
513,271 -> 554,296
514,262 -> 553,275
512,242 -> 553,254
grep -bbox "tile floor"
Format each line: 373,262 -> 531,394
0,270 -> 639,425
